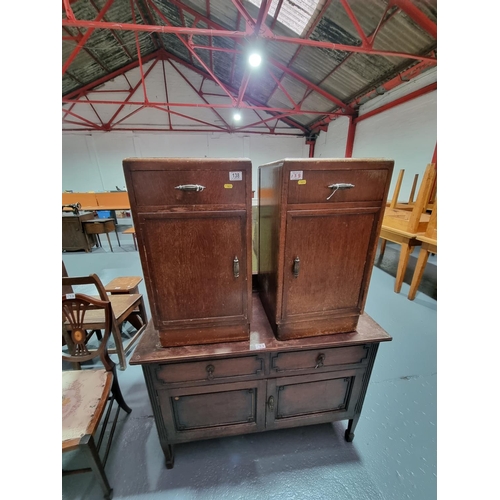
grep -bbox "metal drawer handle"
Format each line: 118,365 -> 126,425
233,256 -> 240,278
175,184 -> 206,192
327,183 -> 355,200
267,396 -> 275,412
293,256 -> 300,278
315,353 -> 325,369
206,364 -> 215,380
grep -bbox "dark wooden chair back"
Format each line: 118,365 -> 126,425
62,293 -> 114,371
62,273 -> 109,301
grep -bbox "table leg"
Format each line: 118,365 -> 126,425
110,316 -> 126,370
105,232 -> 114,252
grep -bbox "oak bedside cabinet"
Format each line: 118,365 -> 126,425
123,158 -> 253,348
258,158 -> 394,340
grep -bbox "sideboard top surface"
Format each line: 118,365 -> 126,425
130,294 -> 392,365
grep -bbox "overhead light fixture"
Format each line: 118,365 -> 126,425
233,110 -> 242,121
248,52 -> 262,68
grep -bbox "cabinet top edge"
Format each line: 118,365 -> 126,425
259,158 -> 395,169
123,158 -> 252,167
130,295 -> 392,365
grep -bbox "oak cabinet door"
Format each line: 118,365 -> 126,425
281,209 -> 378,320
265,369 -> 365,430
139,211 -> 248,329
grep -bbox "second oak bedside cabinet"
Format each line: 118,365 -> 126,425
258,158 -> 393,340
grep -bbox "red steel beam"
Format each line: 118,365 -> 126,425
345,115 -> 356,157
131,0 -> 148,102
339,0 -> 369,47
254,0 -> 273,35
61,18 -> 437,63
62,97 -> 347,117
391,0 -> 437,39
229,0 -> 256,30
270,0 -> 284,31
167,58 -> 231,130
146,0 -> 237,103
354,82 -> 437,124
62,0 -> 116,75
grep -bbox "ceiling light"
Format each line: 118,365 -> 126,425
248,53 -> 262,68
233,111 -> 242,121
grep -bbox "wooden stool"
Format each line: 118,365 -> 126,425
105,276 -> 144,331
123,226 -> 137,250
83,219 -> 121,252
104,276 -> 143,295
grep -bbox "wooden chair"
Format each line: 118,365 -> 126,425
386,168 -> 420,211
408,199 -> 437,300
62,273 -> 148,370
123,226 -> 137,250
62,293 -> 132,499
378,163 -> 436,293
82,218 -> 121,252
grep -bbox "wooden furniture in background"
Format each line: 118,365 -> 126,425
379,163 -> 436,293
130,294 -> 392,469
62,274 -> 148,370
386,169 -> 419,211
258,158 -> 393,340
62,212 -> 96,252
123,158 -> 253,348
62,293 -> 132,499
82,218 -> 121,252
104,276 -> 142,295
408,199 -> 437,300
62,191 -> 130,211
123,226 -> 137,250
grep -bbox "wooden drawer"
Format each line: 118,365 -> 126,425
287,168 -> 390,205
155,354 -> 265,385
123,159 -> 251,209
271,345 -> 369,374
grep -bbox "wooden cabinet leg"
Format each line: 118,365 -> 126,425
161,442 -> 175,469
345,414 -> 360,442
379,238 -> 387,257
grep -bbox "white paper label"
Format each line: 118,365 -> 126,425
66,293 -> 76,299
229,171 -> 243,181
290,170 -> 303,180
254,343 -> 266,349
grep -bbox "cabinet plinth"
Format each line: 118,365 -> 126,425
258,158 -> 394,340
130,294 -> 391,468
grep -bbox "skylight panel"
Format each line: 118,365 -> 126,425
247,0 -> 322,37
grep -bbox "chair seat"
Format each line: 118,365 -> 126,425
62,369 -> 112,445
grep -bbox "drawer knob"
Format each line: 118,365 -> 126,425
293,256 -> 300,278
175,184 -> 206,192
315,353 -> 325,369
327,183 -> 355,200
206,364 -> 215,380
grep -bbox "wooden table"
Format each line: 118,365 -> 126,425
130,294 -> 391,468
104,276 -> 142,295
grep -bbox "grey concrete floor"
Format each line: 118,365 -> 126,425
62,234 -> 437,500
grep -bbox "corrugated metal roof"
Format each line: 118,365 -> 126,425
63,0 -> 437,134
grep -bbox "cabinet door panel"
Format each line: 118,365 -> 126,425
160,380 -> 267,442
282,210 -> 377,318
139,211 -> 247,327
266,369 -> 365,430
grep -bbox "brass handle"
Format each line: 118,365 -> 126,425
267,395 -> 275,412
315,353 -> 325,369
175,184 -> 206,192
233,256 -> 240,278
327,183 -> 355,200
293,256 -> 300,278
206,364 -> 215,380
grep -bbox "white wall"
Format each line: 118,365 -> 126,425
314,67 -> 437,201
62,131 -> 309,196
